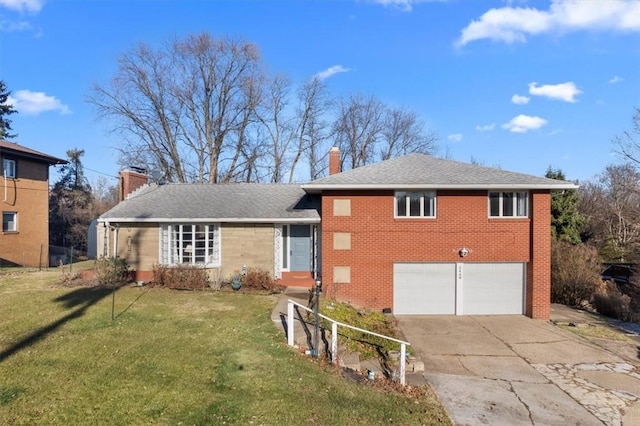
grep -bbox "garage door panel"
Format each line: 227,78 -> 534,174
393,263 -> 455,315
463,263 -> 524,315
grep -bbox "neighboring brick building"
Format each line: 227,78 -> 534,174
0,140 -> 66,268
99,148 -> 576,319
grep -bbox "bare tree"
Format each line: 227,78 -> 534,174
256,73 -> 296,183
580,164 -> 640,262
333,94 -> 437,172
333,94 -> 385,171
293,77 -> 332,181
90,33 -> 264,183
380,106 -> 437,160
614,106 -> 640,167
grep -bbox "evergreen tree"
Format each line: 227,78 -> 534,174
49,149 -> 96,252
546,167 -> 585,244
0,80 -> 18,139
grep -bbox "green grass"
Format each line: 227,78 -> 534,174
0,270 -> 451,425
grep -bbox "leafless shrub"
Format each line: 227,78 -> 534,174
152,265 -> 208,290
241,267 -> 275,291
593,280 -> 635,322
551,241 -> 602,306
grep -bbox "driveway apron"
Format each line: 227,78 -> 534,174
397,315 -> 640,426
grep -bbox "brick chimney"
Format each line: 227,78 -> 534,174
119,168 -> 148,201
329,147 -> 341,175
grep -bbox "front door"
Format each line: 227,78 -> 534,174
289,225 -> 311,271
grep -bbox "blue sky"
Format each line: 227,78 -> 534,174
2,0 -> 639,186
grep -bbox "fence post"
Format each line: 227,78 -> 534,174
400,343 -> 407,386
287,300 -> 294,347
331,322 -> 338,364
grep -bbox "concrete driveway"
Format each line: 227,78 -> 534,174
397,314 -> 640,425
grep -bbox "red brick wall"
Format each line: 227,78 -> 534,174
321,189 -> 552,319
527,190 -> 551,319
0,158 -> 50,267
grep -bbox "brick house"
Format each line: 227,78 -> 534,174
98,149 -> 576,319
0,140 -> 66,267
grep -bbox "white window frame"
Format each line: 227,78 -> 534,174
488,191 -> 529,218
395,191 -> 436,218
2,158 -> 16,178
160,223 -> 220,267
2,211 -> 17,232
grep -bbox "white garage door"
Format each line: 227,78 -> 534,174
462,263 -> 524,315
393,262 -> 525,315
393,263 -> 456,315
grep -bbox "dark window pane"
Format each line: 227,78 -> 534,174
489,192 -> 500,216
396,192 -> 407,216
409,193 -> 421,216
503,192 -> 514,216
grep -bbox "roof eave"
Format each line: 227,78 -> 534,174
302,183 -> 579,193
98,217 -> 321,224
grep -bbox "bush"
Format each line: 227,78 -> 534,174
551,241 -> 602,306
593,280 -> 639,322
95,257 -> 130,286
241,267 -> 276,291
320,300 -> 403,361
152,265 -> 209,290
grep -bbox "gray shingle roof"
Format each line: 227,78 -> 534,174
303,153 -> 578,191
100,183 -> 320,223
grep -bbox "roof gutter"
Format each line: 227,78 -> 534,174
97,217 -> 321,224
301,183 -> 579,193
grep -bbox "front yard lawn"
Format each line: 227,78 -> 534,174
0,269 -> 450,425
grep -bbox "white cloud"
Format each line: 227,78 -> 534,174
511,94 -> 530,104
0,19 -> 31,31
475,123 -> 495,131
7,90 -> 70,115
502,114 -> 547,133
609,75 -> 624,84
447,133 -> 463,142
457,0 -> 640,46
528,81 -> 582,103
0,0 -> 44,13
315,65 -> 351,81
369,0 -> 439,12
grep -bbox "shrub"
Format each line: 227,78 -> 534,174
320,300 -> 404,361
593,280 -> 634,322
152,265 -> 209,290
551,241 -> 602,306
241,267 -> 276,291
95,257 -> 130,286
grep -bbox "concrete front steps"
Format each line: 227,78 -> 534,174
277,271 -> 315,288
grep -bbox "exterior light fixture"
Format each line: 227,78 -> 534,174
459,247 -> 469,258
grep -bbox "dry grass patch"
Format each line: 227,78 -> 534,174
558,323 -> 633,342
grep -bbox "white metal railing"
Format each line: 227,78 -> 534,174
286,299 -> 411,386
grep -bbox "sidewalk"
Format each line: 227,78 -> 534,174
271,286 -> 316,349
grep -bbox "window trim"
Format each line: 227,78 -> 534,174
394,191 -> 437,218
2,158 -> 16,179
160,223 -> 221,267
2,211 -> 17,232
488,191 -> 529,218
